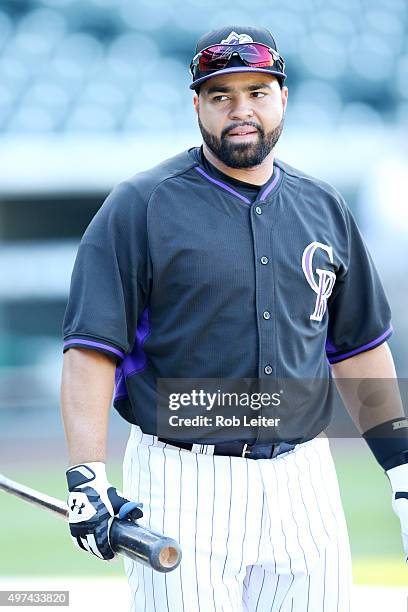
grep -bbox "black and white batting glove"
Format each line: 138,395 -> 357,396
386,463 -> 408,562
66,462 -> 143,561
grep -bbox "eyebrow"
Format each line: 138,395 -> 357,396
205,82 -> 273,95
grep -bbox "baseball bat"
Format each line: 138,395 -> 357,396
0,473 -> 181,573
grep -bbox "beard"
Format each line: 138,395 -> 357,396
197,114 -> 285,169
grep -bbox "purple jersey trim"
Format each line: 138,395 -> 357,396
114,306 -> 151,402
327,325 -> 393,364
194,164 -> 281,204
194,166 -> 251,204
63,338 -> 125,360
259,166 -> 281,200
325,337 -> 337,354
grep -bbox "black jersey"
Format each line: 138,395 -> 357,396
63,147 -> 392,437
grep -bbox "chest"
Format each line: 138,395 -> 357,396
147,187 -> 346,312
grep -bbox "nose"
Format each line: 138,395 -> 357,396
228,95 -> 254,120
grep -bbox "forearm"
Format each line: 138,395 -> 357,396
332,344 -> 408,559
331,342 -> 405,433
60,348 -> 116,465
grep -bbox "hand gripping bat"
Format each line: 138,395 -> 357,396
0,473 -> 181,573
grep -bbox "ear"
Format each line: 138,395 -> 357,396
281,86 -> 288,114
193,94 -> 199,115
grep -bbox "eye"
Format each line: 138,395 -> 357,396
251,91 -> 266,98
213,95 -> 229,102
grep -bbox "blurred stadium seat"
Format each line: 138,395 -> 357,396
0,0 -> 406,133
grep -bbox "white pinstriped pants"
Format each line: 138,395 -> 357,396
122,426 -> 352,612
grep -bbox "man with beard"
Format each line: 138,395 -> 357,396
61,26 -> 408,612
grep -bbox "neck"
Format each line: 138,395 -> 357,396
202,143 -> 275,186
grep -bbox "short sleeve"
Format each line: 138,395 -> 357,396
62,181 -> 150,363
326,205 -> 392,364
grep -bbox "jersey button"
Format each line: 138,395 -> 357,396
255,206 -> 262,215
263,311 -> 271,320
260,256 -> 269,265
264,365 -> 273,375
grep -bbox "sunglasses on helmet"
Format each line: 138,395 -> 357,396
190,43 -> 285,79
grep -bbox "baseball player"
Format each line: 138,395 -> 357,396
61,26 -> 408,612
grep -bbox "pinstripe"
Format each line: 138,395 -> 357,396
306,575 -> 310,611
128,427 -> 150,610
138,435 -> 146,612
136,432 -> 148,612
255,492 -> 265,565
263,468 -> 277,575
137,431 -> 142,508
244,564 -> 253,611
293,449 -> 320,558
130,431 -> 134,494
270,459 -> 295,612
246,565 -> 254,596
270,461 -> 293,575
278,576 -> 294,612
162,445 -> 170,612
178,449 -> 186,612
148,442 -> 157,612
312,442 -> 337,527
239,459 -> 250,575
282,459 -> 308,574
194,453 -> 201,612
277,576 -> 294,612
303,445 -> 330,541
127,432 -> 137,600
209,454 -> 216,612
221,457 -> 233,604
269,576 -> 280,612
125,428 -> 144,610
254,569 -> 266,612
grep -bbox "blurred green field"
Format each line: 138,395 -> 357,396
1,445 -> 407,585
333,446 -> 408,587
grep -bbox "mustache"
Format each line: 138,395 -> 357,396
221,121 -> 264,139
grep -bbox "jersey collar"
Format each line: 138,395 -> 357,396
190,147 -> 282,205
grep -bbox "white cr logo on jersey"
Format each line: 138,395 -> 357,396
301,242 -> 336,322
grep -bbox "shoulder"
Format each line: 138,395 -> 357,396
122,149 -> 198,203
275,158 -> 349,221
93,149 -> 198,226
